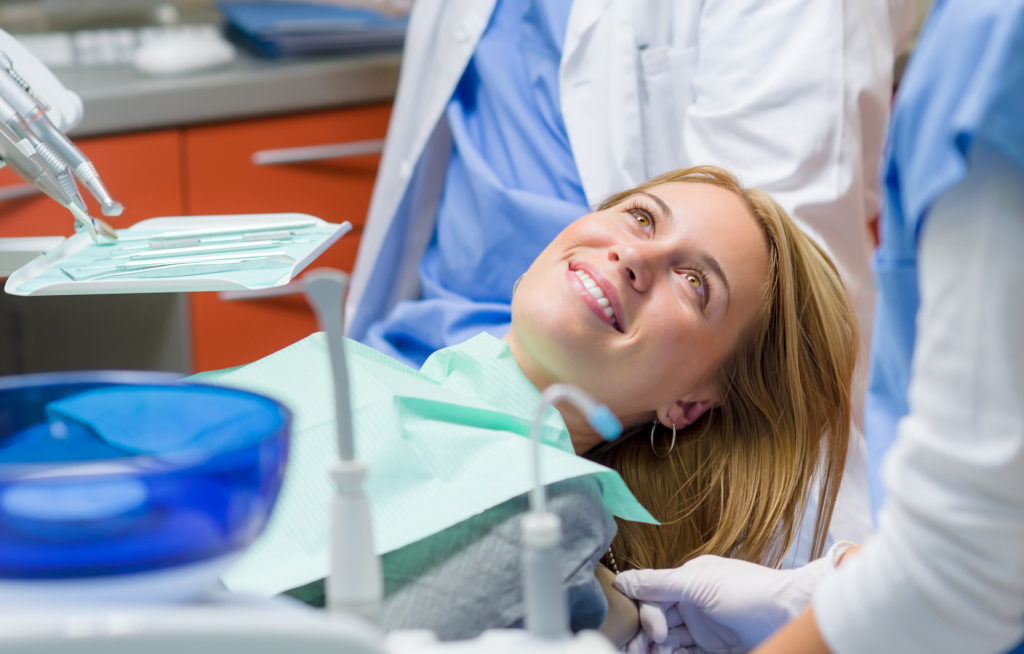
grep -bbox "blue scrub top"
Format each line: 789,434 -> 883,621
361,0 -> 587,368
866,1 -> 1024,649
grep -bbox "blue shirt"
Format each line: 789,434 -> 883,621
866,1 -> 1024,648
361,0 -> 587,368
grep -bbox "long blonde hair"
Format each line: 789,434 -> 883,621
589,166 -> 858,569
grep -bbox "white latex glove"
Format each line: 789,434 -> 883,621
624,613 -> 704,654
613,544 -> 852,653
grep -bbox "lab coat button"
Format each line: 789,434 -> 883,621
454,23 -> 470,43
400,159 -> 413,181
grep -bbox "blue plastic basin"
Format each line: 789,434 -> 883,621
0,371 -> 290,580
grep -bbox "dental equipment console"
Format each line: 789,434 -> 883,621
0,29 -> 122,241
0,27 -> 622,652
0,268 -> 621,653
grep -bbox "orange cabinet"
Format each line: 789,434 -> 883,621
0,103 -> 391,374
184,103 -> 391,371
0,129 -> 191,376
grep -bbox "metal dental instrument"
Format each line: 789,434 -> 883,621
60,254 -> 295,282
0,97 -> 76,210
112,239 -> 296,260
114,219 -> 320,244
66,248 -> 291,272
0,31 -> 123,240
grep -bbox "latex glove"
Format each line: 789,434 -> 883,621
624,610 -> 705,654
613,544 -> 851,653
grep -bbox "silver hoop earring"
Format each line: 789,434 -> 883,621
649,420 -> 677,458
512,274 -> 524,295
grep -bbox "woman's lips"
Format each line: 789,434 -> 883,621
566,264 -> 623,332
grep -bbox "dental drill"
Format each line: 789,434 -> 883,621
0,29 -> 122,240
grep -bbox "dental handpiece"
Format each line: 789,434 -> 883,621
0,56 -> 122,217
30,117 -> 122,217
0,98 -> 77,209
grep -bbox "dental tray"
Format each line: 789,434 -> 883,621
3,213 -> 351,296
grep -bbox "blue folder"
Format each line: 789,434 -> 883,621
218,1 -> 408,58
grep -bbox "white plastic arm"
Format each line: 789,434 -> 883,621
0,29 -> 82,130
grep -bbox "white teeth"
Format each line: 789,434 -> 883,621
575,268 -> 620,329
576,270 -> 606,302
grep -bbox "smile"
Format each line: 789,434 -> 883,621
570,268 -> 622,332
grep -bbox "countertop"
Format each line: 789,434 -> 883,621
59,45 -> 402,137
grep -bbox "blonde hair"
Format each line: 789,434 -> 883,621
590,166 -> 858,569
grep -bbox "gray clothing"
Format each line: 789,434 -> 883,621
285,476 -> 615,641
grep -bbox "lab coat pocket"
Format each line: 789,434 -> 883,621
638,44 -> 696,177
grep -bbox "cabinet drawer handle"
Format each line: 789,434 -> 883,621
0,184 -> 44,202
251,139 -> 385,166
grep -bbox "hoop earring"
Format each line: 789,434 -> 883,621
649,420 -> 677,458
512,274 -> 524,295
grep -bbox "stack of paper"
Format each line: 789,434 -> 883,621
218,1 -> 408,58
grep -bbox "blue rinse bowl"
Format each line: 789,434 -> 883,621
0,371 -> 290,588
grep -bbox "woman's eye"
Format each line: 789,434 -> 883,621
631,209 -> 653,228
681,271 -> 709,309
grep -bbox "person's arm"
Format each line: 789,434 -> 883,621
756,140 -> 1024,654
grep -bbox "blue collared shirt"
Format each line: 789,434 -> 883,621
360,0 -> 587,368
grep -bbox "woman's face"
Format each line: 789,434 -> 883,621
506,181 -> 770,439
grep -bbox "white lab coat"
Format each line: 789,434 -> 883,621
348,0 -> 915,546
814,142 -> 1024,654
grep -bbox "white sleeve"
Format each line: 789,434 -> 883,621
812,140 -> 1024,653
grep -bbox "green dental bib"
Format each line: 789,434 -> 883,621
193,332 -> 654,597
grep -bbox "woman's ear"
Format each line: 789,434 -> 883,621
666,399 -> 716,429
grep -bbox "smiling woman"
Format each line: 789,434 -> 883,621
508,165 -> 858,572
199,166 -> 858,643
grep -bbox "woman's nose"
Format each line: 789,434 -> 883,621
607,243 -> 655,291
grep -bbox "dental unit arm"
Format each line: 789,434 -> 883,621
524,385 -> 620,640
0,29 -> 122,241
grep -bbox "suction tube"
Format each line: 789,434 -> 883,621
522,384 -> 620,640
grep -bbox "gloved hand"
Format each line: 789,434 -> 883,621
623,611 -> 704,654
613,543 -> 853,653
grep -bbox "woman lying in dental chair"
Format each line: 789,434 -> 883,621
198,165 -> 857,646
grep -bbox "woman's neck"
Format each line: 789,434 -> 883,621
503,330 -> 604,455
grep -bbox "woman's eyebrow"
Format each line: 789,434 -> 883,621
637,190 -> 673,219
